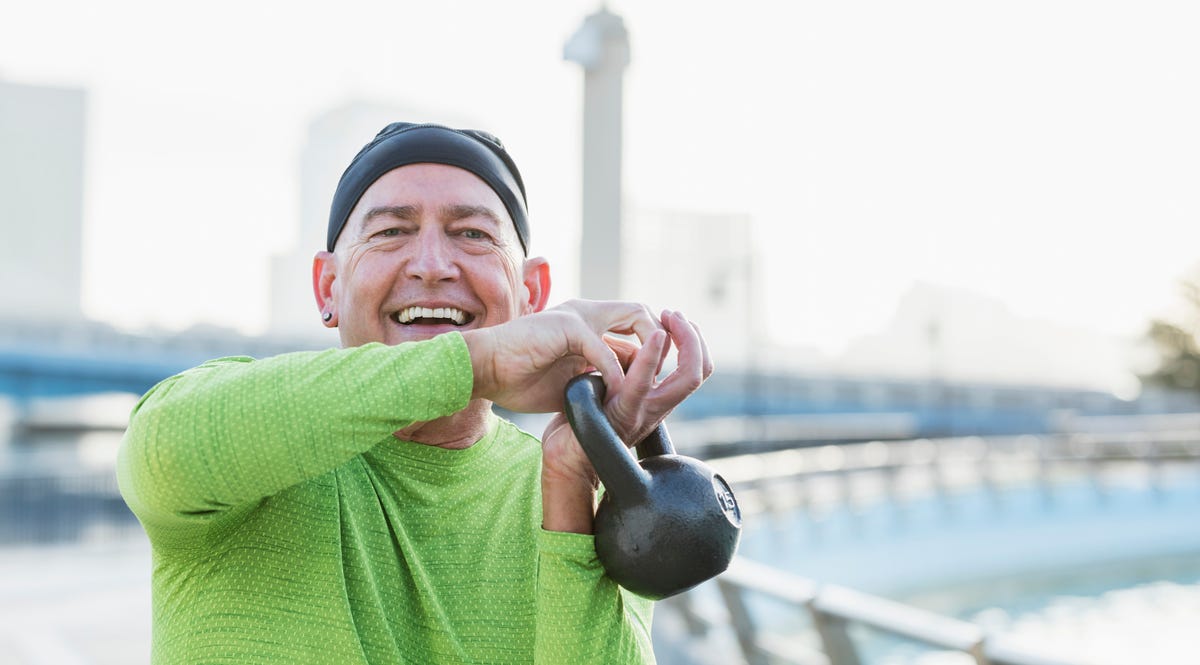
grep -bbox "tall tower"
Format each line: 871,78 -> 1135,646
564,7 -> 630,300
0,79 -> 86,323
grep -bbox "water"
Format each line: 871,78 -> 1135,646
966,578 -> 1200,665
735,466 -> 1200,664
0,399 -> 150,664
4,400 -> 1199,664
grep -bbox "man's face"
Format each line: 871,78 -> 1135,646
316,163 -> 547,347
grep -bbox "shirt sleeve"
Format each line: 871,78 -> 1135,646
534,529 -> 656,664
116,334 -> 473,536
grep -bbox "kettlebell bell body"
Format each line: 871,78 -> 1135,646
564,374 -> 741,600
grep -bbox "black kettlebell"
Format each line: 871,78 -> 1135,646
563,373 -> 742,600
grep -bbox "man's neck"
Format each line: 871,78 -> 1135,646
394,399 -> 493,450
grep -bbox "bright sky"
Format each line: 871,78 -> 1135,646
4,0 -> 1199,358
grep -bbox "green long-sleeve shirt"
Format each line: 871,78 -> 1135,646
117,332 -> 655,664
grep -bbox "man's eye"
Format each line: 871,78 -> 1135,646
461,229 -> 487,240
377,228 -> 401,237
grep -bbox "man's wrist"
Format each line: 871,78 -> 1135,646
460,329 -> 495,401
541,472 -> 598,535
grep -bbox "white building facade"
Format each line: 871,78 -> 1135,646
0,79 -> 86,323
624,209 -> 763,370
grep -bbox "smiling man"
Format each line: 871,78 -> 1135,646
118,122 -> 711,664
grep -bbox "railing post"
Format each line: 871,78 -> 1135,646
1144,434 -> 1163,495
716,578 -> 772,665
1034,435 -> 1055,505
663,592 -> 708,638
807,603 -> 861,665
966,636 -> 992,665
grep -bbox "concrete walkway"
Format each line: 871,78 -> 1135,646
0,537 -> 721,665
0,538 -> 151,665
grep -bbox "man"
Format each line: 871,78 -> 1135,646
118,122 -> 712,663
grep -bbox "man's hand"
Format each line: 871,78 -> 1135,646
461,299 -> 663,414
540,310 -> 713,534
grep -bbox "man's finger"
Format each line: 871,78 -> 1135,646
604,335 -> 641,371
691,318 -> 714,380
572,321 -> 627,397
606,329 -> 668,443
622,330 -> 666,399
656,311 -> 706,397
656,310 -> 674,374
578,300 -> 664,347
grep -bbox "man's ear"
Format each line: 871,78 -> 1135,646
521,256 -> 551,314
313,251 -> 338,327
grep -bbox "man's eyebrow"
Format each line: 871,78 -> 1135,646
363,205 -> 420,223
443,204 -> 503,225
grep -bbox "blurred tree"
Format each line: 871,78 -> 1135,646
1143,268 -> 1200,391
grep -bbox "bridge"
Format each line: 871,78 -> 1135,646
0,320 -> 326,405
4,318 -> 1199,444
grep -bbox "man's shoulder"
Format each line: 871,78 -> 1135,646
492,413 -> 547,447
194,355 -> 257,369
489,414 -> 546,467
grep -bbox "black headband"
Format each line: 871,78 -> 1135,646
326,122 -> 530,254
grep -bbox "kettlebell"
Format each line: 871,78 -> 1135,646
563,373 -> 742,600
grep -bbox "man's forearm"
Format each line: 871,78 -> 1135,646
119,338 -> 472,528
534,528 -> 657,663
541,473 -> 597,534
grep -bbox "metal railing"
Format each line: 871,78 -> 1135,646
664,421 -> 1200,665
0,413 -> 138,545
715,429 -> 1200,519
0,469 -> 140,545
711,557 -> 1074,665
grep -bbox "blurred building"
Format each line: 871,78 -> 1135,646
624,209 -> 763,370
836,281 -> 1141,394
267,101 -> 477,341
0,79 -> 86,323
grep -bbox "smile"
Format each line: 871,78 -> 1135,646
393,306 -> 471,326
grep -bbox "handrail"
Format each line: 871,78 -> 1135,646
812,584 -> 984,654
717,557 -> 1079,665
712,429 -> 1200,520
717,429 -> 1200,488
674,426 -> 1200,665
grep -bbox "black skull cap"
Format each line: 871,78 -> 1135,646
326,122 -> 529,255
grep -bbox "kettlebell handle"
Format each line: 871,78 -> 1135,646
635,423 -> 676,459
564,374 -> 673,502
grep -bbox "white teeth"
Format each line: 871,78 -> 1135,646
396,306 -> 467,325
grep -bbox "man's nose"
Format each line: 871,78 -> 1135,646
405,228 -> 460,282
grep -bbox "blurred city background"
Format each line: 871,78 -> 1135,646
2,1 -> 1199,663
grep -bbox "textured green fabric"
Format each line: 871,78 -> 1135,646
118,333 -> 654,664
